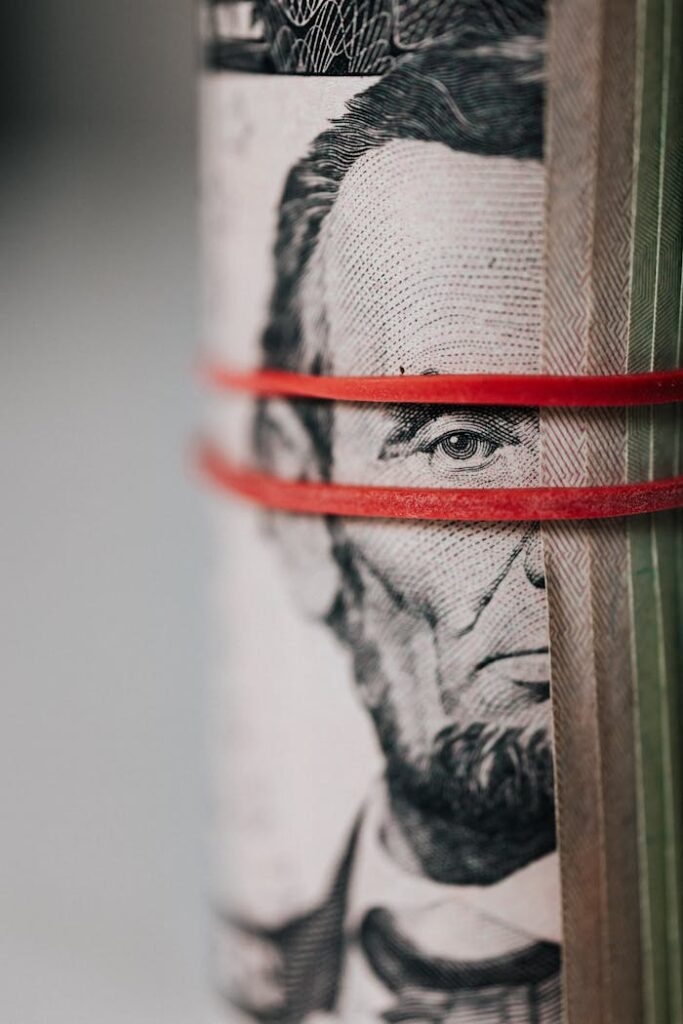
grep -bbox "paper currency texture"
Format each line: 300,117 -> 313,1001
200,2 -> 679,1021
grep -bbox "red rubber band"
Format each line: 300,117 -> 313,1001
199,443 -> 683,522
203,364 -> 683,407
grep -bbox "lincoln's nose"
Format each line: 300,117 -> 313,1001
524,528 -> 545,588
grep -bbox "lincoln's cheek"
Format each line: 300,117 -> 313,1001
345,522 -> 525,625
347,551 -> 449,744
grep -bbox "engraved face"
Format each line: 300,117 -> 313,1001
321,144 -> 548,713
264,142 -> 555,884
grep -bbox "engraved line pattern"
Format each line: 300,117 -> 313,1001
541,0 -> 641,1022
205,0 -> 546,73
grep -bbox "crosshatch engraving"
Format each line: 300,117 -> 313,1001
208,4 -> 564,1022
204,0 -> 545,74
203,0 -> 683,1018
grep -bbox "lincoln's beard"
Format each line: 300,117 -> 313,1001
373,704 -> 557,885
326,542 -> 557,885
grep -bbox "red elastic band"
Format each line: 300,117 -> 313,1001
199,443 -> 683,522
203,364 -> 683,407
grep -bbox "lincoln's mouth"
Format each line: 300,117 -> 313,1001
474,648 -> 551,704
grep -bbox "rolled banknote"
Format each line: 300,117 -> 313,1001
199,2 -> 680,1022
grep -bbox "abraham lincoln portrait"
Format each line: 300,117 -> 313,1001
218,7 -> 561,1023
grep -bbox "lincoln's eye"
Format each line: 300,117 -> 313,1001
435,431 -> 498,463
381,422 -> 512,468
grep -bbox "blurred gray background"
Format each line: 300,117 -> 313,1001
1,3 -> 209,1021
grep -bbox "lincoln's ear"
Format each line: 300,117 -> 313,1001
258,398 -> 342,620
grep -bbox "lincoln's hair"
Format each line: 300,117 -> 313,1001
255,36 -> 544,472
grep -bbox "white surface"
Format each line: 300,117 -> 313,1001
0,134 -> 209,1022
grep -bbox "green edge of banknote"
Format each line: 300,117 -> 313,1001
629,0 -> 683,1020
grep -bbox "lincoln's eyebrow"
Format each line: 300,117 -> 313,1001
380,404 -> 530,447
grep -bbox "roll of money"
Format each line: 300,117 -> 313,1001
199,3 -> 682,1021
